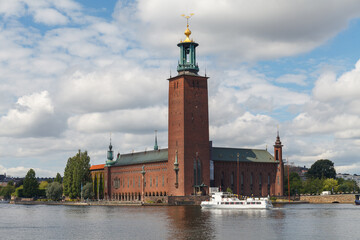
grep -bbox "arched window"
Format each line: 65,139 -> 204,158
241,173 -> 244,194
231,172 -> 234,189
259,173 -> 262,196
221,171 -> 225,189
250,173 -> 253,194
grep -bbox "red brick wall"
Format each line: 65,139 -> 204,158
107,161 -> 168,200
168,74 -> 210,196
213,161 -> 278,197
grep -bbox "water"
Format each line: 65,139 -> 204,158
0,203 -> 360,240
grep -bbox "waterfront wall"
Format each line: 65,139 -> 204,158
168,195 -> 209,205
300,194 -> 355,203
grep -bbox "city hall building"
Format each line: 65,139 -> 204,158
90,23 -> 284,203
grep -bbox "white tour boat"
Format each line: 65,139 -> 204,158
200,191 -> 273,209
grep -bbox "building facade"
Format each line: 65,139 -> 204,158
91,23 -> 284,202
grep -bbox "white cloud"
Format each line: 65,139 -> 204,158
210,112 -> 277,147
33,8 -> 68,25
0,1 -> 25,18
276,74 -> 308,86
0,91 -> 62,137
0,164 -> 56,178
113,0 -> 360,61
291,60 -> 360,139
68,106 -> 167,134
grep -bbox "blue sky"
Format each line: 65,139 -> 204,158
1,0 -> 360,177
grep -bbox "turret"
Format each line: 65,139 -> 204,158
177,14 -> 199,74
105,138 -> 115,166
274,131 -> 284,196
154,130 -> 159,150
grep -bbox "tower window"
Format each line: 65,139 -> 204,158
185,48 -> 190,63
275,150 -> 279,160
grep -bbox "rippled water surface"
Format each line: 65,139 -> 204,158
1,203 -> 360,240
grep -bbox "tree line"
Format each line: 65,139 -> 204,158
285,159 -> 360,196
0,150 -> 95,201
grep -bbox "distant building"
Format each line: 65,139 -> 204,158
337,173 -> 360,187
286,165 -> 308,181
90,22 -> 284,202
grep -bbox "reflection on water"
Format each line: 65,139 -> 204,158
166,206 -> 215,240
1,204 -> 360,240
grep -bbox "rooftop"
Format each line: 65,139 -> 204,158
211,147 -> 276,163
113,149 -> 168,167
90,164 -> 105,171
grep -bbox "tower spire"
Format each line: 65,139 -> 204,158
181,13 -> 194,43
177,14 -> 199,74
154,130 -> 159,150
275,127 -> 282,147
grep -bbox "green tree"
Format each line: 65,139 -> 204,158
82,182 -> 94,200
93,175 -> 98,199
322,178 -> 338,192
55,173 -> 62,183
226,187 -> 233,193
46,182 -> 63,201
23,169 -> 39,198
39,181 -> 48,189
307,159 -> 336,179
303,178 -> 324,194
14,186 -> 23,197
99,175 -> 104,199
0,182 -> 15,199
63,150 -> 91,199
284,172 -> 303,196
337,179 -> 359,193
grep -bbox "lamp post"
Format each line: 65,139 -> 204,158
237,153 -> 240,195
141,165 -> 146,202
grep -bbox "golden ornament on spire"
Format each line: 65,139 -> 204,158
181,13 -> 194,43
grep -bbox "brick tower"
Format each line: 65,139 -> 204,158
167,18 -> 210,196
274,131 -> 284,196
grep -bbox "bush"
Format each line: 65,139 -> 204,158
14,186 -> 23,197
37,189 -> 46,198
81,182 -> 94,200
46,182 -> 63,201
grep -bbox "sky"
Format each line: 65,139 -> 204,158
1,0 -> 360,177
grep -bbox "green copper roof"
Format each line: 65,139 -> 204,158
109,147 -> 276,167
211,147 -> 276,163
113,149 -> 168,167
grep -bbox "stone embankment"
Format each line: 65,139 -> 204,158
10,195 -> 210,206
300,194 -> 355,204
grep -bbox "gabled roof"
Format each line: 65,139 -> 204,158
211,147 -> 276,163
90,164 -> 105,171
113,149 -> 168,167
